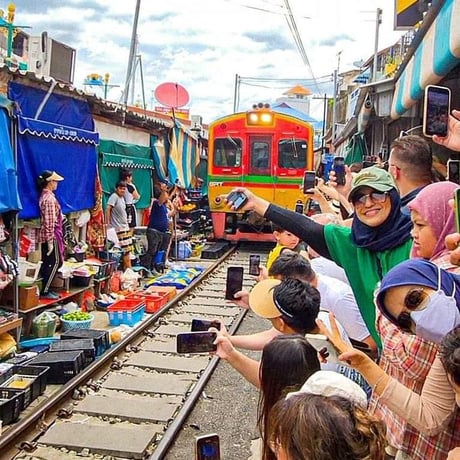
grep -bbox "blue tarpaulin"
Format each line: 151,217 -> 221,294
9,82 -> 99,219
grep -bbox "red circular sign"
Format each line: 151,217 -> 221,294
154,82 -> 190,108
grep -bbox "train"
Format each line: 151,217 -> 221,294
207,103 -> 315,242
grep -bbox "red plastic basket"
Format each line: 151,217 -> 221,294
106,298 -> 145,326
128,292 -> 168,313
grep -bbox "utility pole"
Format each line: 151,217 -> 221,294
331,69 -> 338,143
123,0 -> 141,106
372,8 -> 382,82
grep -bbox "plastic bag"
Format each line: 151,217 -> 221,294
32,311 -> 57,338
120,268 -> 140,291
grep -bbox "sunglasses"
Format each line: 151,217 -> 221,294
352,191 -> 388,206
395,288 -> 427,333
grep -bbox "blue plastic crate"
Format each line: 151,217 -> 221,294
107,300 -> 145,326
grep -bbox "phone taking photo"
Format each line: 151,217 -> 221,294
227,190 -> 248,210
305,333 -> 349,367
176,332 -> 217,354
191,318 -> 222,332
333,157 -> 346,186
423,85 -> 451,137
448,159 -> 460,185
225,266 -> 244,300
195,433 -> 221,460
302,170 -> 316,194
248,255 -> 261,276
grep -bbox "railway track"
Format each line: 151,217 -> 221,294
2,243 -> 271,460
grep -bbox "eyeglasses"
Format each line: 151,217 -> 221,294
352,191 -> 388,206
394,288 -> 427,333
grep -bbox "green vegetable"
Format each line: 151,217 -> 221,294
62,311 -> 92,321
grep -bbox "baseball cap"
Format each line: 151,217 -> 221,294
348,166 -> 395,202
286,370 -> 367,408
41,170 -> 64,182
249,278 -> 282,318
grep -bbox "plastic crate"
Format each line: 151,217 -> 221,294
71,275 -> 93,288
49,339 -> 96,368
61,314 -> 94,332
98,250 -> 122,263
0,388 -> 24,424
128,291 -> 168,313
60,329 -> 110,357
144,285 -> 177,301
93,261 -> 117,280
107,298 -> 145,326
201,242 -> 229,259
27,351 -> 84,384
0,365 -> 49,408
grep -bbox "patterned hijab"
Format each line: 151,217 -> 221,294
407,181 -> 459,260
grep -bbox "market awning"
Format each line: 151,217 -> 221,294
100,152 -> 154,169
391,0 -> 460,119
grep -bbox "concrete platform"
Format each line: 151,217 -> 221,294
102,371 -> 193,395
75,389 -> 181,423
126,351 -> 210,373
39,415 -> 161,459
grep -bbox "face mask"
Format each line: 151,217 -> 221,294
410,267 -> 460,343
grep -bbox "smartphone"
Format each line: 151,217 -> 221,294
225,266 -> 244,300
302,170 -> 316,194
455,189 -> 460,233
226,190 -> 248,210
248,255 -> 261,276
176,332 -> 217,354
448,159 -> 460,185
191,318 -> 222,332
305,333 -> 349,367
195,433 -> 220,460
423,85 -> 451,137
295,201 -> 304,214
333,157 -> 346,186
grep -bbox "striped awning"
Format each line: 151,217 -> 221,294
391,0 -> 460,119
100,152 -> 154,169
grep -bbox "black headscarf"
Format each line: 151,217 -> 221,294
351,188 -> 413,252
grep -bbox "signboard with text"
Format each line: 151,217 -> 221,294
394,0 -> 424,30
155,106 -> 190,120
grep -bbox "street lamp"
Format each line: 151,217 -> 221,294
83,73 -> 119,100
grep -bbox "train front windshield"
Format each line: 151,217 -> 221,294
278,138 -> 308,169
213,137 -> 243,167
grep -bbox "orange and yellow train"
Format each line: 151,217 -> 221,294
207,104 -> 315,241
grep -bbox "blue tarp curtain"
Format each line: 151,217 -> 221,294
0,107 -> 21,212
151,124 -> 198,189
9,82 -> 98,219
98,139 -> 153,210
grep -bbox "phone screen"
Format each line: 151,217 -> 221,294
227,191 -> 248,210
196,434 -> 220,460
333,157 -> 346,186
295,201 -> 304,214
305,333 -> 349,367
448,160 -> 460,185
248,255 -> 261,276
191,319 -> 222,332
225,267 -> 244,300
423,85 -> 451,137
176,332 -> 217,354
302,171 -> 316,194
455,189 -> 460,233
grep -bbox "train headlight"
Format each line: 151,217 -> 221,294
246,111 -> 273,126
247,112 -> 259,125
260,113 -> 273,124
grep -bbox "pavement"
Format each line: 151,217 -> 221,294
164,309 -> 266,460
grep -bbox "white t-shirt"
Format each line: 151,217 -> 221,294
310,256 -> 350,286
316,274 -> 370,342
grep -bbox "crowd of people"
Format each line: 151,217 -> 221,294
212,110 -> 460,459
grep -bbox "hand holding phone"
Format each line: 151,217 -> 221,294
191,318 -> 222,332
448,159 -> 460,185
423,85 -> 451,137
195,433 -> 220,460
176,332 -> 217,354
305,333 -> 349,367
225,266 -> 244,300
248,255 -> 261,276
227,190 -> 248,210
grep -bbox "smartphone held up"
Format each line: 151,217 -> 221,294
423,85 -> 451,137
302,170 -> 316,194
195,433 -> 221,460
225,266 -> 244,300
176,331 -> 217,354
333,157 -> 346,185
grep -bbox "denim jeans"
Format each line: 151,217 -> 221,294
140,228 -> 171,271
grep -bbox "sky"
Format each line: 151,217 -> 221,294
9,0 -> 405,124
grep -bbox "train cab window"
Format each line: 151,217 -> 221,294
213,138 -> 242,167
278,138 -> 307,169
249,137 -> 271,175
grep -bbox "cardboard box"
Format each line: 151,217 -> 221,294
19,285 -> 40,310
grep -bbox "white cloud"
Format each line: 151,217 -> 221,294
12,0 -> 403,123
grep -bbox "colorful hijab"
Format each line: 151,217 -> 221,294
351,188 -> 413,252
407,181 -> 459,260
375,258 -> 460,323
